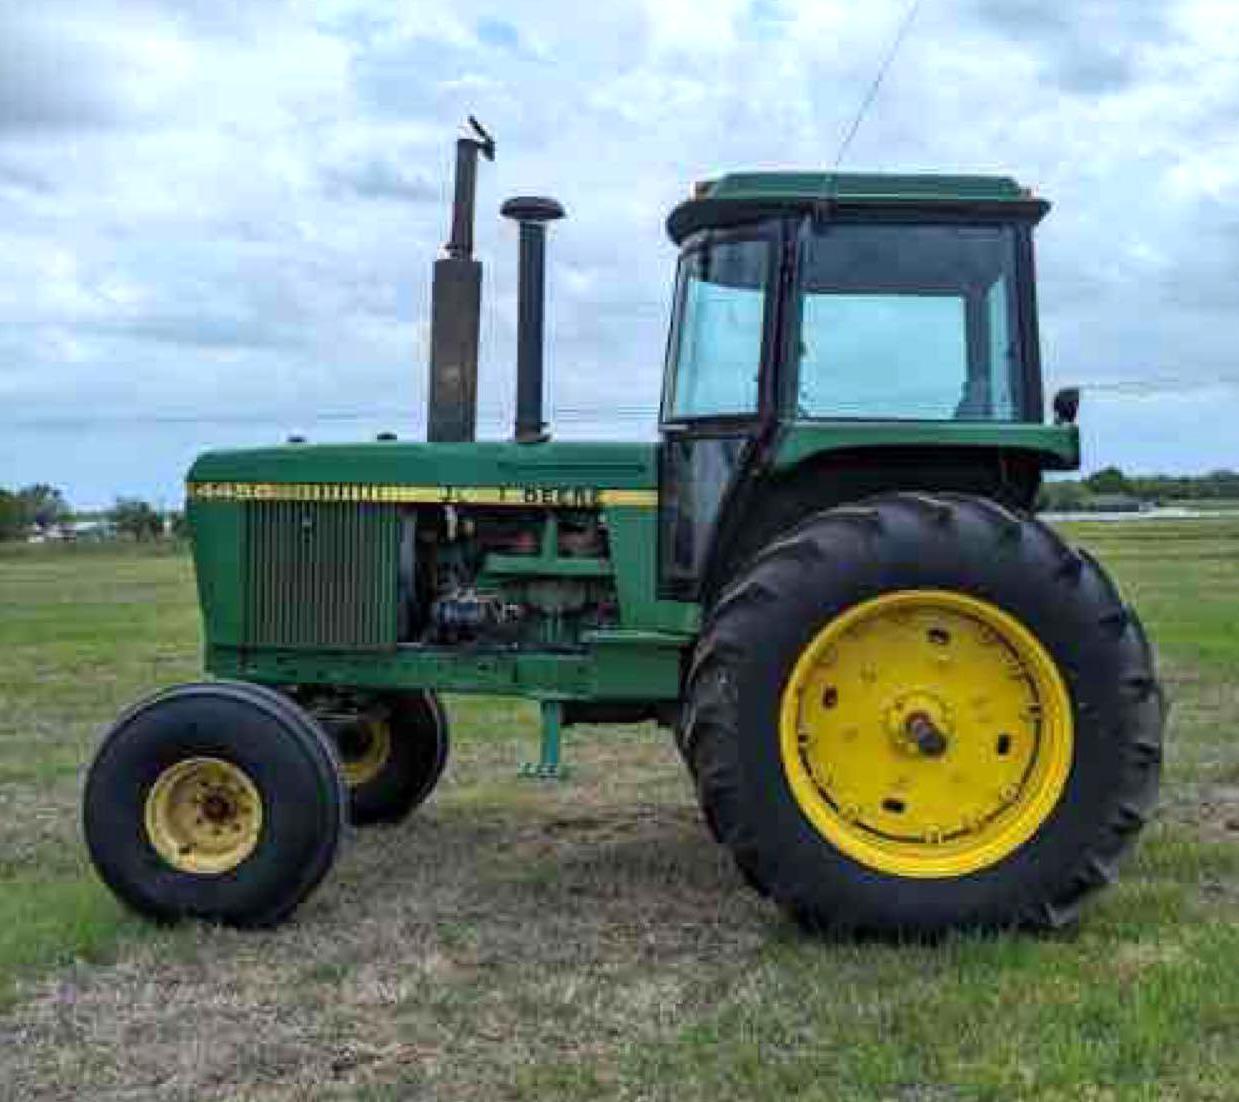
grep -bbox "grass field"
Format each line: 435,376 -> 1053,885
0,523 -> 1236,1101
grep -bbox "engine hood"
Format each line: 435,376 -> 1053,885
186,439 -> 659,505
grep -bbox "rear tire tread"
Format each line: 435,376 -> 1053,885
683,492 -> 1165,935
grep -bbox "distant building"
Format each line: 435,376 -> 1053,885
25,519 -> 117,543
70,519 -> 117,541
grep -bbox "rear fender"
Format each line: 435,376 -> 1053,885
702,443 -> 1052,603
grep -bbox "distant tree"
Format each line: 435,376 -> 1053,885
111,498 -> 164,541
0,484 -> 69,539
1037,480 -> 1089,512
0,489 -> 23,540
1084,466 -> 1130,495
168,510 -> 191,540
1204,469 -> 1239,500
17,484 -> 69,530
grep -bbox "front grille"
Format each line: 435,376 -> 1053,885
243,501 -> 399,649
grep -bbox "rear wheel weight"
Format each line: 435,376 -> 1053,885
685,492 -> 1165,936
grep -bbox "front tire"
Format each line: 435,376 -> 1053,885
83,681 -> 346,928
682,493 -> 1165,936
317,692 -> 450,826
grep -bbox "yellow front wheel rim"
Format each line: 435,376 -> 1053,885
338,718 -> 392,788
779,590 -> 1074,878
144,757 -> 264,875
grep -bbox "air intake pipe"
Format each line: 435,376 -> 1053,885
501,196 -> 565,444
426,117 -> 494,443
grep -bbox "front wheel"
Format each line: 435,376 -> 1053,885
682,493 -> 1165,936
305,691 -> 449,826
83,681 -> 346,927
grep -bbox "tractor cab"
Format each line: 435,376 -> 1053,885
657,173 -> 1060,598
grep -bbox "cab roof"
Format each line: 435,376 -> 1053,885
667,171 -> 1049,244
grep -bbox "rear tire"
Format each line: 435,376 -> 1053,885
682,493 -> 1165,936
83,681 -> 346,928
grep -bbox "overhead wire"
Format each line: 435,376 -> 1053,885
9,373 -> 1239,434
832,0 -> 927,172
2,405 -> 661,431
10,376 -> 1239,433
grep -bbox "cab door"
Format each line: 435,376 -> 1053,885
658,223 -> 785,599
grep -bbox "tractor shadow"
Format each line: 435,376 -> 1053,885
319,795 -> 776,968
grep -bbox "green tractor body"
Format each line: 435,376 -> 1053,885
186,425 -> 1075,704
84,130 -> 1163,935
185,170 -> 1075,710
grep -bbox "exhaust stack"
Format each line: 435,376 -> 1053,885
501,196 -> 565,444
426,117 -> 495,443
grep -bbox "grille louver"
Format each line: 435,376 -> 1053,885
244,501 -> 399,649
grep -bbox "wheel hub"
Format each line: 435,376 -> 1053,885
144,757 -> 264,875
882,690 -> 954,757
201,792 -> 235,822
781,590 -> 1074,877
904,712 -> 948,758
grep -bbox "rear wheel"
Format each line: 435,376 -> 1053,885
83,681 -> 346,927
682,493 -> 1165,935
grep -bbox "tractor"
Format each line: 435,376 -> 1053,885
83,122 -> 1165,935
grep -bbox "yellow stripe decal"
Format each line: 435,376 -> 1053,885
187,481 -> 659,508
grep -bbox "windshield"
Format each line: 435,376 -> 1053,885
794,223 -> 1026,421
665,236 -> 771,419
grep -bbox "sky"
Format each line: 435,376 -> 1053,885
1,0 -> 1237,508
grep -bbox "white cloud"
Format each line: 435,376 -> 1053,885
2,0 -> 1238,505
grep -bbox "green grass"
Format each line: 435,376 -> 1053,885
0,523 -> 1237,1101
0,878 -> 127,1012
0,543 -> 198,1009
1061,519 -> 1239,669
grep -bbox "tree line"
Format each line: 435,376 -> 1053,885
5,467 -> 1237,540
0,484 -> 187,542
1038,467 -> 1239,511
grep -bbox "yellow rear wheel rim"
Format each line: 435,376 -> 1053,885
144,757 -> 264,875
779,590 -> 1074,878
338,718 -> 392,788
